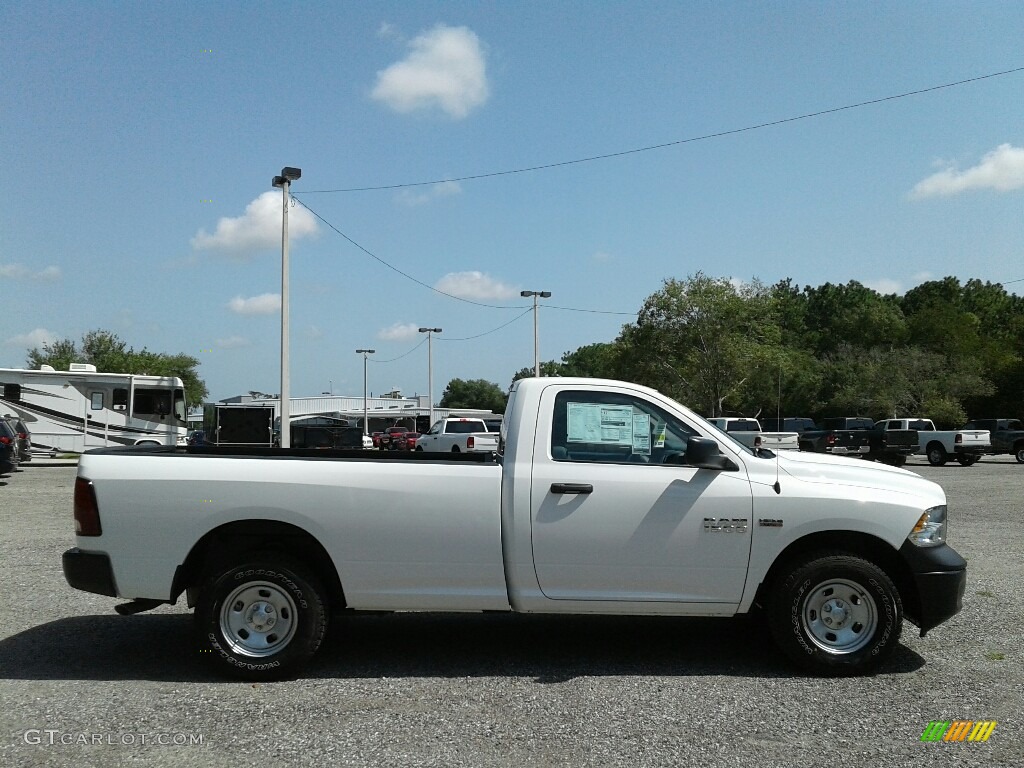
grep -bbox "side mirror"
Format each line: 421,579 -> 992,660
683,436 -> 738,471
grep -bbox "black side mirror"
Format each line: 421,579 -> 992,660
683,436 -> 739,471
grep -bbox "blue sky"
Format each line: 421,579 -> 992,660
3,2 -> 1023,402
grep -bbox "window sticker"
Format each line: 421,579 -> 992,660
632,413 -> 651,454
653,421 -> 667,449
567,402 -> 635,445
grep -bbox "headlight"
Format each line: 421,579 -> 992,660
908,505 -> 947,547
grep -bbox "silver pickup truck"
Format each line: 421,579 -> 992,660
63,377 -> 966,680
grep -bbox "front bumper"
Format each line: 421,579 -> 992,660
62,548 -> 118,597
898,541 -> 967,635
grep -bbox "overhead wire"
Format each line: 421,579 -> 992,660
292,196 -> 636,315
296,67 -> 1024,194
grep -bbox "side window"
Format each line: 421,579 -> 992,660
112,388 -> 128,411
3,383 -> 21,401
133,389 -> 171,418
90,392 -> 104,410
550,390 -> 698,464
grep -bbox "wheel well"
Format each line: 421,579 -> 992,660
752,530 -> 918,620
172,520 -> 346,611
925,440 -> 943,451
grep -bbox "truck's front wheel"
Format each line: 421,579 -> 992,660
1015,445 -> 1024,464
768,554 -> 902,676
195,555 -> 327,680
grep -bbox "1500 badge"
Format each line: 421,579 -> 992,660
703,518 -> 749,532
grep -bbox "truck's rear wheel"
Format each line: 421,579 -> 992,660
956,455 -> 980,466
1015,445 -> 1024,464
768,553 -> 902,676
195,554 -> 327,680
926,443 -> 948,466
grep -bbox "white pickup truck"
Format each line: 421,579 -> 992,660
63,377 -> 966,680
880,418 -> 990,467
414,416 -> 498,453
705,417 -> 800,452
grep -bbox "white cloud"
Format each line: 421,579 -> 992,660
228,293 -> 281,315
434,271 -> 517,300
372,25 -> 489,119
216,335 -> 250,348
192,192 -> 318,255
5,328 -> 58,348
910,143 -> 1024,199
396,180 -> 463,206
0,263 -> 62,281
377,322 -> 422,341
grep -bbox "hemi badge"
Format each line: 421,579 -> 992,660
759,519 -> 784,527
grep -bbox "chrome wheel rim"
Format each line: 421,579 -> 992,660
801,578 -> 878,654
220,581 -> 298,658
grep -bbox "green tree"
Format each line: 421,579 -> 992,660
511,342 -> 623,385
26,330 -> 208,404
617,273 -> 782,416
439,378 -> 507,413
804,281 -> 907,355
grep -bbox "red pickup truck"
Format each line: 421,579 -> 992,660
379,427 -> 410,451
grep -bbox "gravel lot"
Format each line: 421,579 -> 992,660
1,457 -> 1021,767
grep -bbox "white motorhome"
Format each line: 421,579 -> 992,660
0,365 -> 187,454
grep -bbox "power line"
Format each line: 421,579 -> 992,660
439,308 -> 535,341
368,337 -> 427,363
292,196 -> 636,315
296,67 -> 1024,194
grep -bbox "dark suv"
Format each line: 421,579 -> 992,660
4,416 -> 32,463
0,418 -> 18,475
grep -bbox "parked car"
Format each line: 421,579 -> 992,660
393,431 -> 421,451
705,417 -> 800,452
882,418 -> 989,466
3,415 -> 32,463
371,431 -> 384,449
962,418 -> 1024,463
187,430 -> 207,446
761,416 -> 873,457
379,426 -> 411,450
0,418 -> 19,475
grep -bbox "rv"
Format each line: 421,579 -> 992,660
0,364 -> 187,454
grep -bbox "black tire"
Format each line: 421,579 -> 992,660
194,553 -> 327,680
768,553 -> 902,676
415,446 -> 424,452
926,443 -> 947,466
1015,445 -> 1024,464
956,455 -> 979,466
451,446 -> 461,453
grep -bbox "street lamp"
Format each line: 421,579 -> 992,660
520,290 -> 551,377
418,328 -> 442,427
272,166 -> 301,448
356,349 -> 375,435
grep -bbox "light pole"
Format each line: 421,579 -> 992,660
520,290 -> 551,377
418,328 -> 442,427
272,166 -> 301,448
356,349 -> 375,434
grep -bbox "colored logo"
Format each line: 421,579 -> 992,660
920,721 -> 996,742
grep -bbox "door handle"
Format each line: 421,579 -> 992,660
550,483 -> 593,495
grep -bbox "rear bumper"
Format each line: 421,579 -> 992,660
954,445 -> 986,456
62,548 -> 118,597
898,541 -> 967,635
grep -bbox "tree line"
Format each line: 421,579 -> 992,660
502,274 -> 1024,428
27,275 -> 1024,429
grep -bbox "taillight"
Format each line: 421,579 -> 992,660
826,434 -> 835,446
955,434 -> 962,444
0,436 -> 11,445
467,435 -> 475,449
74,477 -> 102,536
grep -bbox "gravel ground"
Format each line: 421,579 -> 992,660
0,457 -> 1021,767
